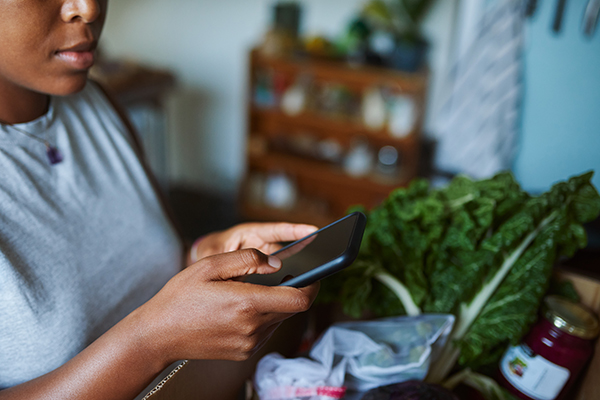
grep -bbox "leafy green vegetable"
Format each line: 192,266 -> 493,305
318,171 -> 600,384
443,369 -> 518,400
548,276 -> 580,303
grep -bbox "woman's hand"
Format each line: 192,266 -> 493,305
189,222 -> 318,263
137,248 -> 319,363
0,248 -> 318,400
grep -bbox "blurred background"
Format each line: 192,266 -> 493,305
94,0 -> 600,245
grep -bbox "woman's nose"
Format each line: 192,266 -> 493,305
61,0 -> 101,24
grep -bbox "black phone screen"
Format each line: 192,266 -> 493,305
244,212 -> 364,287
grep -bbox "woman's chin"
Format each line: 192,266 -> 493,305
46,73 -> 91,96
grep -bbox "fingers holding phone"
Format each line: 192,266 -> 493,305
244,212 -> 367,288
190,222 -> 318,261
134,212 -> 366,365
137,248 -> 319,364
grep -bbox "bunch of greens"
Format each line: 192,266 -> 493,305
318,171 -> 600,386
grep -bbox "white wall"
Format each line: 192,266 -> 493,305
102,0 -> 458,194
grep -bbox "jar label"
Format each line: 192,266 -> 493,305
500,344 -> 570,400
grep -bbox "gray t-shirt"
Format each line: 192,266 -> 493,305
0,82 -> 182,388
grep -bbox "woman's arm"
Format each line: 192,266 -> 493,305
0,249 -> 318,400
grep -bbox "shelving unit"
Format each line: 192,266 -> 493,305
240,49 -> 428,226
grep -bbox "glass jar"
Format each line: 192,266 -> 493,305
497,296 -> 599,400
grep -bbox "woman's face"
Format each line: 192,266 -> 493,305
0,0 -> 108,97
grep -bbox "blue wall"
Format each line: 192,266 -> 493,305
513,0 -> 600,194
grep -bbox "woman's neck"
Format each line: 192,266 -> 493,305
0,82 -> 50,125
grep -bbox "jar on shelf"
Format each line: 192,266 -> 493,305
497,295 -> 600,400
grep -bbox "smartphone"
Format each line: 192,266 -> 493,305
244,211 -> 367,288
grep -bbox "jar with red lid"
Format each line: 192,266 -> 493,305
497,295 -> 599,400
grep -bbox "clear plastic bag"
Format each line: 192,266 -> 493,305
254,314 -> 454,399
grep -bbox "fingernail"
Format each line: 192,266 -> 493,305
304,225 -> 318,233
268,256 -> 281,269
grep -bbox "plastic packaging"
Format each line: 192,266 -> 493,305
253,314 -> 454,400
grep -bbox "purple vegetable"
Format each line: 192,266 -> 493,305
360,380 -> 459,400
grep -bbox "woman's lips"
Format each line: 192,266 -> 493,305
55,49 -> 95,70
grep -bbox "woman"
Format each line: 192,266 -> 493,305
0,1 -> 319,399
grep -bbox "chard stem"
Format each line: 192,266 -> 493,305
374,271 -> 421,316
427,211 -> 558,384
448,193 -> 475,209
425,340 -> 460,384
441,368 -> 472,390
453,211 -> 558,339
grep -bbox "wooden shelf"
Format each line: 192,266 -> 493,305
90,60 -> 175,107
240,49 -> 428,223
248,152 -> 409,196
251,108 -> 421,150
251,50 -> 428,94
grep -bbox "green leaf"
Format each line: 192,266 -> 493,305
548,277 -> 581,303
444,369 -> 519,400
457,223 -> 557,366
456,172 -> 599,369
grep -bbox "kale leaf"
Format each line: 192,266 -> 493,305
317,171 -> 600,383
